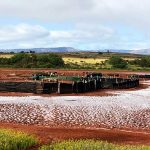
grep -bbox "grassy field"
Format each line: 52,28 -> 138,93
63,57 -> 107,65
63,57 -> 136,64
40,140 -> 150,150
0,128 -> 37,150
63,57 -> 136,70
0,130 -> 149,150
0,54 -> 14,58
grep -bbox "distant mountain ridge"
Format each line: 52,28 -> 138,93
0,47 -> 149,55
130,49 -> 150,55
0,47 -> 80,53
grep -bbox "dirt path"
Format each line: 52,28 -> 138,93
0,122 -> 150,146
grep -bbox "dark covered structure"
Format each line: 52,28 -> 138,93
0,72 -> 144,94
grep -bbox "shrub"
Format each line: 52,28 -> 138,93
3,53 -> 65,68
138,56 -> 150,67
109,56 -> 128,69
37,53 -> 64,68
11,53 -> 37,68
129,56 -> 150,68
39,140 -> 150,150
0,128 -> 37,150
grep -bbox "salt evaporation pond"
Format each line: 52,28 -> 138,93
0,81 -> 150,129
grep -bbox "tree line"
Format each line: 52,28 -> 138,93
0,53 -> 149,69
0,53 -> 64,68
109,55 -> 150,69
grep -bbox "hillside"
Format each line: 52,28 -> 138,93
0,47 -> 149,55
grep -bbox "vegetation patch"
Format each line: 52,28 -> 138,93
63,57 -> 107,65
109,56 -> 128,69
0,52 -> 150,71
0,53 -> 64,68
0,128 -> 37,150
40,140 -> 150,150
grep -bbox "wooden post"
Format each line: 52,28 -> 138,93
35,82 -> 43,94
72,81 -> 75,93
76,81 -> 79,93
94,79 -> 97,90
84,79 -> 87,92
58,82 -> 61,94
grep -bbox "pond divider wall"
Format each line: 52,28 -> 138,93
0,78 -> 140,94
0,82 -> 37,93
42,82 -> 58,94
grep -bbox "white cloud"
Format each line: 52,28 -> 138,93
0,24 -> 50,43
0,23 -> 147,50
0,23 -> 117,49
0,24 -> 51,49
0,0 -> 150,50
0,0 -> 150,27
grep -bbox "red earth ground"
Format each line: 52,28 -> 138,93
0,122 -> 150,147
0,123 -> 150,150
0,68 -> 150,80
0,69 -> 150,149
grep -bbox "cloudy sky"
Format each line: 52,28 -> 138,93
0,0 -> 150,50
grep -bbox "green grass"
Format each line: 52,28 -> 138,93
0,128 -> 37,150
39,140 -> 150,150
